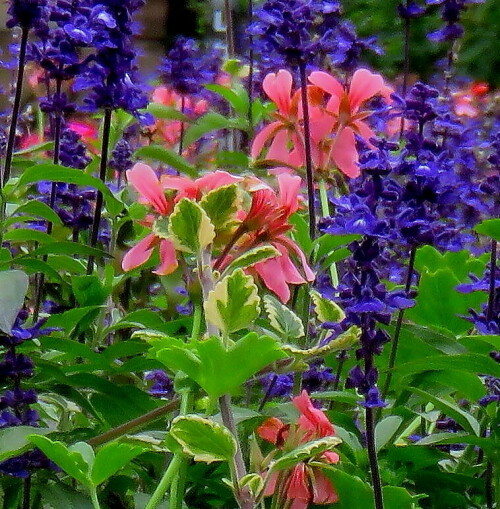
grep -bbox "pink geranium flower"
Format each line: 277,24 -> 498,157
251,70 -> 305,167
308,68 -> 393,178
257,391 -> 340,508
122,163 -> 178,276
218,173 -> 314,303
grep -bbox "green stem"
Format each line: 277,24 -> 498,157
145,455 -> 184,509
90,487 -> 102,509
318,179 -> 339,287
190,302 -> 202,342
169,391 -> 193,509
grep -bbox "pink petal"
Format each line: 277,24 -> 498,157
278,237 -> 315,282
348,68 -> 385,113
266,129 -> 291,163
195,170 -> 243,193
322,451 -> 340,464
277,174 -> 302,216
293,390 -> 335,438
254,256 -> 291,303
312,469 -> 339,504
122,233 -> 157,272
251,122 -> 283,159
153,239 -> 178,275
331,127 -> 360,178
127,163 -> 170,215
277,247 -> 307,285
308,71 -> 344,99
354,119 -> 376,145
160,175 -> 198,200
257,417 -> 286,445
264,471 -> 279,497
287,464 -> 310,501
263,70 -> 293,115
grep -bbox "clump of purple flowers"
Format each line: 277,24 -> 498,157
161,37 -> 222,97
0,311 -> 54,478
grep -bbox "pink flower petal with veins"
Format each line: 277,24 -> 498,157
312,469 -> 339,504
251,121 -> 283,159
263,70 -> 293,116
348,68 -> 386,113
122,233 -> 157,272
293,390 -> 335,438
127,163 -> 170,215
308,71 -> 344,98
331,127 -> 360,178
254,256 -> 291,303
153,239 -> 178,275
195,170 -> 242,192
161,175 -> 198,200
277,173 -> 302,216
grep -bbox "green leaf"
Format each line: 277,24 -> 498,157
406,267 -> 485,334
282,326 -> 360,359
153,333 -> 286,399
168,198 -> 215,253
205,84 -> 249,116
0,427 -> 51,462
415,432 -> 495,451
168,415 -> 237,463
320,468 -> 374,509
224,244 -> 280,274
183,112 -> 247,147
10,200 -> 63,226
409,387 -> 481,436
23,241 -> 110,259
474,218 -> 500,241
383,486 -> 423,509
14,141 -> 54,155
134,145 -> 197,178
311,290 -> 345,323
72,275 -> 109,307
15,163 -> 122,217
199,184 -> 241,232
263,294 -> 304,340
28,436 -> 92,486
395,353 -> 500,379
3,228 -> 55,244
0,270 -> 29,334
91,441 -> 146,485
375,416 -> 403,452
205,269 -> 260,334
314,234 -> 360,261
146,103 -> 192,122
289,213 -> 313,255
271,436 -> 342,472
12,258 -> 64,284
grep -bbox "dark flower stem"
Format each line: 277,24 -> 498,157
178,95 -> 185,157
380,246 -> 416,403
88,399 -> 180,447
33,78 -> 64,322
487,240 -> 497,322
247,0 -> 254,136
87,108 -> 113,275
400,2 -> 411,137
298,62 -> 316,240
224,0 -> 235,59
258,374 -> 277,412
23,476 -> 31,509
366,406 -> 384,509
1,26 -> 29,189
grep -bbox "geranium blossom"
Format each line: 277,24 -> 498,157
251,70 -> 305,167
308,68 -> 393,178
257,391 -> 339,508
218,173 -> 315,303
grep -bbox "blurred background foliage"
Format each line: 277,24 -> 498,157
186,0 -> 500,86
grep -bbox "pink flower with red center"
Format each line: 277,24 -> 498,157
218,173 -> 314,303
257,391 -> 340,508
